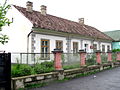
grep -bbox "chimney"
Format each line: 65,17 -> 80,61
26,1 -> 33,12
41,5 -> 47,15
79,18 -> 84,25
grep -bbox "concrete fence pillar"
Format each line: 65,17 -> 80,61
12,79 -> 24,90
96,50 -> 101,64
52,49 -> 63,70
78,50 -> 86,66
116,52 -> 120,61
107,50 -> 112,62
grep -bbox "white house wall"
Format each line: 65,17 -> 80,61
34,34 -> 112,53
0,6 -> 33,64
100,42 -> 112,52
93,41 -> 99,50
34,34 -> 67,53
71,39 -> 81,53
82,40 -> 92,53
0,6 -> 33,53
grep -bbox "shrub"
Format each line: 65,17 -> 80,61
34,61 -> 54,74
11,64 -> 34,77
112,49 -> 120,52
63,64 -> 80,70
86,54 -> 96,66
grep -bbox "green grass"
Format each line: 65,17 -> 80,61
25,82 -> 47,89
63,63 -> 80,70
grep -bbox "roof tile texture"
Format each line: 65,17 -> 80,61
14,5 -> 113,41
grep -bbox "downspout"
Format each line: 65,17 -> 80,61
27,30 -> 33,64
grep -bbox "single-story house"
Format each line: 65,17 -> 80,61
104,30 -> 120,50
1,1 -> 113,63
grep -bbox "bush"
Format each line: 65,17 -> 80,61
34,61 -> 54,74
11,64 -> 34,77
11,61 -> 54,77
86,54 -> 96,66
112,49 -> 120,52
63,64 -> 80,70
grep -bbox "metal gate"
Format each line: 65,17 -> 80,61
0,53 -> 11,90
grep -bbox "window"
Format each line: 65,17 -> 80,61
107,45 -> 110,51
84,44 -> 88,52
56,40 -> 63,50
73,42 -> 78,53
93,44 -> 97,52
102,45 -> 105,52
41,39 -> 50,59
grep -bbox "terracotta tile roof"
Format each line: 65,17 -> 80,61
13,5 -> 113,41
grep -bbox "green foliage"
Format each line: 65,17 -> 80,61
86,54 -> 96,66
0,0 -> 12,44
61,54 -> 65,63
0,0 -> 11,28
11,61 -> 54,77
11,64 -> 34,77
25,82 -> 47,89
112,53 -> 117,62
112,49 -> 120,52
101,53 -> 108,63
34,61 -> 54,74
63,63 -> 80,70
0,34 -> 9,44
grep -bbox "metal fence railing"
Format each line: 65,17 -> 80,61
11,53 -> 54,65
62,53 -> 80,69
86,53 -> 96,66
112,53 -> 117,62
11,52 -> 118,69
101,53 -> 108,64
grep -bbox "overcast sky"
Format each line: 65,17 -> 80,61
6,0 -> 120,32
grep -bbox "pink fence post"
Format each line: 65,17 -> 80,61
116,51 -> 120,61
78,50 -> 86,66
52,49 -> 63,70
96,50 -> 101,64
107,50 -> 112,62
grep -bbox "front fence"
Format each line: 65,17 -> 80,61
11,51 -> 120,70
62,53 -> 80,69
11,53 -> 54,65
11,50 -> 120,90
86,53 -> 96,66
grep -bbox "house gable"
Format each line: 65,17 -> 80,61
0,6 -> 33,52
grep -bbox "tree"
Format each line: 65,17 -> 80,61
0,0 -> 12,44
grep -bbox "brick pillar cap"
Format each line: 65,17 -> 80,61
78,49 -> 86,53
107,50 -> 112,53
52,48 -> 63,53
95,50 -> 101,53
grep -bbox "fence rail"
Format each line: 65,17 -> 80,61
11,52 -> 118,65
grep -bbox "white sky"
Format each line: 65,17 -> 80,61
6,0 -> 120,32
